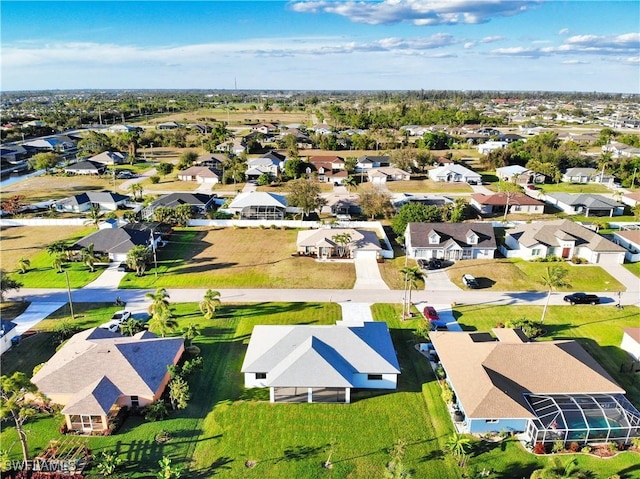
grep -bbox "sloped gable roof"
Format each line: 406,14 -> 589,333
73,227 -> 152,254
229,191 -> 287,209
32,328 -> 183,403
471,193 -> 544,206
407,222 -> 496,249
65,160 -> 105,172
430,164 -> 481,178
150,193 -> 213,208
61,376 -> 122,416
88,151 -> 127,164
548,193 -> 623,209
241,322 -> 400,387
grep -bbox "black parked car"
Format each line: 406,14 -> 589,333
563,293 -> 600,305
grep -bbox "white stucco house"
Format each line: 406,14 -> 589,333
428,164 -> 482,184
241,321 -> 400,403
501,219 -> 625,264
621,328 -> 640,362
612,229 -> 640,262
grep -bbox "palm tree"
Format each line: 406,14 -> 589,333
400,265 -> 424,310
51,252 -> 65,273
199,289 -> 221,320
444,432 -> 471,467
120,318 -> 143,336
182,322 -> 200,347
344,175 -> 357,192
530,457 -> 587,479
85,205 -> 104,229
17,258 -> 30,274
82,243 -> 98,272
540,265 -> 570,324
128,182 -> 144,201
146,288 -> 171,318
332,233 -> 352,258
148,309 -> 178,338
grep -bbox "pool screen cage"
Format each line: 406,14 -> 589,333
525,394 -> 640,445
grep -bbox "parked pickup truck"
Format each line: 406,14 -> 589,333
563,293 -> 600,305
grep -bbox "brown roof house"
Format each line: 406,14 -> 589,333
405,222 -> 496,261
296,228 -> 382,260
470,193 -> 545,216
502,219 -> 625,264
31,328 -> 184,433
431,329 -> 640,446
177,166 -> 220,185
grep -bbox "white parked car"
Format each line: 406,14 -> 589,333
111,310 -> 132,323
99,320 -> 122,333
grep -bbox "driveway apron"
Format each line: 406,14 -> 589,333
353,256 -> 389,290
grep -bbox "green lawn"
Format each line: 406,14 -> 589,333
1,302 -> 637,478
623,262 -> 640,277
446,258 -> 625,292
13,237 -> 109,289
538,183 -> 611,194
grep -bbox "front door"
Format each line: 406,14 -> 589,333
562,247 -> 571,258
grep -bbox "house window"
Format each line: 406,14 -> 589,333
256,373 -> 267,380
467,234 -> 478,245
485,419 -> 499,424
130,395 -> 139,408
428,234 -> 440,245
367,374 -> 383,381
532,249 -> 541,256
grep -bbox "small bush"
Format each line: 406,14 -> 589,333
570,256 -> 586,264
150,175 -> 160,184
144,400 -> 169,421
581,446 -> 591,454
568,442 -> 580,452
552,440 -> 564,453
607,442 -> 618,452
533,442 -> 547,455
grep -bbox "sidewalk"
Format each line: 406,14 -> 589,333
11,302 -> 66,334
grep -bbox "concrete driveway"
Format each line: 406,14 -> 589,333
423,268 -> 461,291
353,256 -> 389,290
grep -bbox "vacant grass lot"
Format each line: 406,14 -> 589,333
537,183 -> 611,194
381,178 -> 473,193
2,302 -> 636,478
0,226 -> 93,272
120,228 -> 357,289
1,174 -> 117,204
445,258 -> 625,292
624,262 -> 640,277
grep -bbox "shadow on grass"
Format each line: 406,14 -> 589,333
494,461 -> 538,479
188,456 -> 234,478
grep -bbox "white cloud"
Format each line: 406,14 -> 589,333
562,59 -> 588,65
558,28 -> 570,35
480,35 -> 504,44
464,41 -> 476,49
289,0 -> 540,26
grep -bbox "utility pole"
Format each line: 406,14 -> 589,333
64,270 -> 75,319
151,230 -> 158,279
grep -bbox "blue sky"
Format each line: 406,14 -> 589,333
1,1 -> 638,92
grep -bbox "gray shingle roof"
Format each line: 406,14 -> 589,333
150,193 -> 214,209
241,322 -> 399,388
73,227 -> 152,254
61,376 -> 122,416
547,193 -> 624,209
407,222 -> 496,249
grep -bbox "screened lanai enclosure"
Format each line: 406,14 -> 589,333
525,394 -> 640,445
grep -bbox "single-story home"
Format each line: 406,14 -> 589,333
545,193 -> 625,217
391,193 -> 453,211
470,193 -> 545,216
431,328 -> 640,445
502,219 -> 625,264
495,165 -> 544,184
405,222 -> 497,261
52,191 -> 130,213
177,166 -> 220,185
142,193 -> 216,220
226,191 -> 290,220
241,321 -> 400,403
428,164 -> 482,184
621,192 -> 640,208
31,328 -> 183,433
562,168 -> 597,183
367,167 -> 410,184
64,160 -> 106,176
296,228 -> 381,260
157,121 -> 182,130
0,320 -> 19,356
612,229 -> 640,262
621,328 -> 640,362
73,223 -> 166,262
477,140 -> 508,155
602,141 -> 640,159
87,151 -> 127,165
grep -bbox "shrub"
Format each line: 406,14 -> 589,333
581,446 -> 591,454
436,366 -> 446,379
150,175 -> 160,184
632,437 -> 640,449
533,442 -> 547,455
570,256 -> 586,264
441,382 -> 454,404
504,317 -> 543,339
552,440 -> 564,453
568,442 -> 580,452
144,400 -> 169,421
607,442 -> 618,452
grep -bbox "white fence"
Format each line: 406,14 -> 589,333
0,218 -> 87,226
188,219 -> 395,259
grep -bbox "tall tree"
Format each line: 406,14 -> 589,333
391,202 -> 442,236
0,372 -> 40,462
199,289 -> 221,320
177,150 -> 198,170
286,178 -> 326,219
28,152 -> 62,172
85,205 -> 104,229
82,243 -> 98,272
497,179 -> 523,221
400,265 -> 423,308
77,131 -> 111,156
146,287 -> 172,318
128,182 -> 144,201
182,322 -> 200,347
168,376 -> 190,410
343,175 -> 357,192
51,252 -> 65,273
126,244 -> 152,276
359,188 -> 393,220
540,265 -> 570,324
148,308 -> 178,338
332,233 -> 353,258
